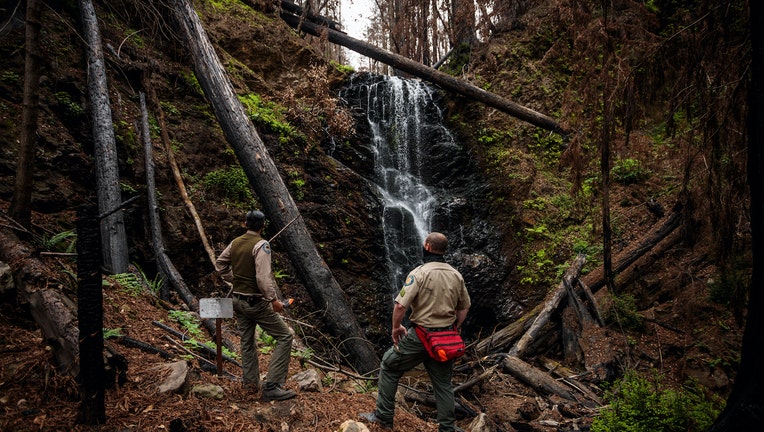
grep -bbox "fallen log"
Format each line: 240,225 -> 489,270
500,355 -> 577,402
279,11 -> 566,135
1,227 -> 80,375
278,0 -> 342,31
509,254 -> 587,358
584,205 -> 682,293
163,335 -> 237,378
539,357 -> 602,407
115,336 -> 174,359
400,387 -> 477,418
474,303 -> 542,355
454,365 -> 498,394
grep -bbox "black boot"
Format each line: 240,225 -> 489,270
261,381 -> 296,401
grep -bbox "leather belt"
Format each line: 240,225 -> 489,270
416,323 -> 455,332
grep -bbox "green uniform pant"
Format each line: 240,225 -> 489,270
375,327 -> 456,432
234,298 -> 293,386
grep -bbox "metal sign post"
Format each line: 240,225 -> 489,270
199,298 -> 234,375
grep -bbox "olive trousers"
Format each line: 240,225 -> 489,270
374,327 -> 456,432
234,298 -> 293,387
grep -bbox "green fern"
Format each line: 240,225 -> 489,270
168,310 -> 204,339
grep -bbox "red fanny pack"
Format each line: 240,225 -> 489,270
414,325 -> 465,362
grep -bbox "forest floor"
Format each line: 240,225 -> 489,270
0,268 -> 539,432
0,217 -> 742,432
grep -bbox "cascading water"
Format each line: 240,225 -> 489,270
345,74 -> 458,290
338,73 -> 512,334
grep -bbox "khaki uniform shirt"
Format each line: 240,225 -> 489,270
215,231 -> 278,301
395,261 -> 471,328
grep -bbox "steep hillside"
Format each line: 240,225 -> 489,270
0,0 -> 750,431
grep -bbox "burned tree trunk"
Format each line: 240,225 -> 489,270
79,0 -> 128,274
500,355 -> 577,402
168,0 -> 379,374
279,9 -> 566,135
709,2 -> 764,427
9,0 -> 42,227
584,206 -> 682,293
76,203 -> 105,424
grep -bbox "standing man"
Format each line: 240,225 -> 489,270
215,210 -> 296,401
360,232 -> 470,431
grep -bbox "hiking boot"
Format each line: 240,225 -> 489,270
261,382 -> 296,401
359,412 -> 393,430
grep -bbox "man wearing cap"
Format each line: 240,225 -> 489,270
360,232 -> 471,431
215,210 -> 296,401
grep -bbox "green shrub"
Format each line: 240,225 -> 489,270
202,166 -> 254,204
612,158 -> 651,184
103,328 -> 123,339
529,130 -> 566,166
238,93 -> 297,143
591,371 -> 724,432
54,91 -> 85,118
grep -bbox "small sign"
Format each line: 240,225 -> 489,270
199,298 -> 233,319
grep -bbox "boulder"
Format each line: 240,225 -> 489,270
154,360 -> 189,394
292,369 -> 322,392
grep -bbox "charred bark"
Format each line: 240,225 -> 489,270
584,206 -> 682,293
709,2 -> 764,428
142,77 -> 217,268
79,0 -> 128,274
138,93 -> 236,353
168,0 -> 379,374
9,0 -> 42,227
76,203 -> 105,424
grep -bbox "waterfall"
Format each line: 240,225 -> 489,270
347,74 -> 457,290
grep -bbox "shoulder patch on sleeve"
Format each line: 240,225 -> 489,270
261,242 -> 272,254
403,275 -> 415,286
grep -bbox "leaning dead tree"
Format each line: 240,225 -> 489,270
138,92 -> 237,353
168,0 -> 379,374
142,77 -> 217,268
80,0 -> 128,274
279,2 -> 567,135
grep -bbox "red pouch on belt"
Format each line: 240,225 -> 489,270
414,325 -> 465,362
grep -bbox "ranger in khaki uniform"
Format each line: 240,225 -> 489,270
215,210 -> 296,401
361,232 -> 471,431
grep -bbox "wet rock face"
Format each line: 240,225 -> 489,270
336,72 -> 518,337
